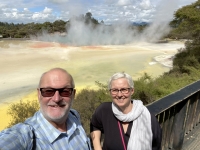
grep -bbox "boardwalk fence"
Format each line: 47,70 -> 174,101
147,80 -> 200,150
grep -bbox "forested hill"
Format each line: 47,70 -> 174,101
0,12 -> 99,38
169,0 -> 200,41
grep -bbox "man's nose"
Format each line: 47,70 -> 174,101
52,91 -> 62,102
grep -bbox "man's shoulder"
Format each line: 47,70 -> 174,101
70,109 -> 78,116
69,109 -> 80,119
0,112 -> 39,145
0,121 -> 34,137
0,122 -> 35,149
24,112 -> 39,127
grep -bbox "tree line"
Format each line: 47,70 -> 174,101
0,12 -> 100,38
5,0 -> 200,134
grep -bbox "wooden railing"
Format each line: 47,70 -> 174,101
147,80 -> 200,150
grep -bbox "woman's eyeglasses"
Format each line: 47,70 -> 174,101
109,88 -> 131,95
39,88 -> 74,97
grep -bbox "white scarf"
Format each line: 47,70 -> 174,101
112,100 -> 152,150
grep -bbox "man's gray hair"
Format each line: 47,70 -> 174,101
108,72 -> 134,89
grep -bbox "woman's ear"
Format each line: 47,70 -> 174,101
131,88 -> 134,95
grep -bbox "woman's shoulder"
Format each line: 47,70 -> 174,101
97,102 -> 112,109
94,102 -> 112,114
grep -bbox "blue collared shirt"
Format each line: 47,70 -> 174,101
0,109 -> 91,150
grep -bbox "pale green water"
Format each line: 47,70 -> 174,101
0,40 -> 184,103
0,39 -> 185,131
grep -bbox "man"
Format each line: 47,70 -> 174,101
0,68 -> 91,150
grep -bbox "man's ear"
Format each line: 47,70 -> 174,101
73,89 -> 76,96
37,88 -> 41,101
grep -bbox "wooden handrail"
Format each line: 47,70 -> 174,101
147,80 -> 200,150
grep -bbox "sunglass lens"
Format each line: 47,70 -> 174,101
41,89 -> 55,97
60,89 -> 72,97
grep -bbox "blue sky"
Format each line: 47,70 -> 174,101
0,0 -> 197,24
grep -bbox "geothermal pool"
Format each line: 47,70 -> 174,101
0,39 -> 185,104
0,39 -> 185,130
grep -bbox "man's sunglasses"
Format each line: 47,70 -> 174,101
39,88 -> 74,97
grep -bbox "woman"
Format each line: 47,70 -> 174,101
90,72 -> 162,150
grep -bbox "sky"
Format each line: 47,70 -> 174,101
0,0 -> 198,25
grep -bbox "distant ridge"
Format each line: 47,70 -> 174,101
132,22 -> 149,26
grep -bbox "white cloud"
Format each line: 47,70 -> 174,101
43,7 -> 52,14
117,0 -> 132,6
0,0 -> 198,24
12,8 -> 18,12
139,0 -> 151,9
24,8 -> 29,11
48,0 -> 69,4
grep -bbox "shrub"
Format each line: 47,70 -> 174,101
7,99 -> 39,128
73,82 -> 111,134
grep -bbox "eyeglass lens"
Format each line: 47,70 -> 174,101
40,88 -> 73,97
110,88 -> 131,94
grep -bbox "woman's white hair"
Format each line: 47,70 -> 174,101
108,72 -> 134,89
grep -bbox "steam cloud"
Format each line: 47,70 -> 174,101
34,0 -> 181,46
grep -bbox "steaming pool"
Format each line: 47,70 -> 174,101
0,39 -> 185,130
0,39 -> 185,104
